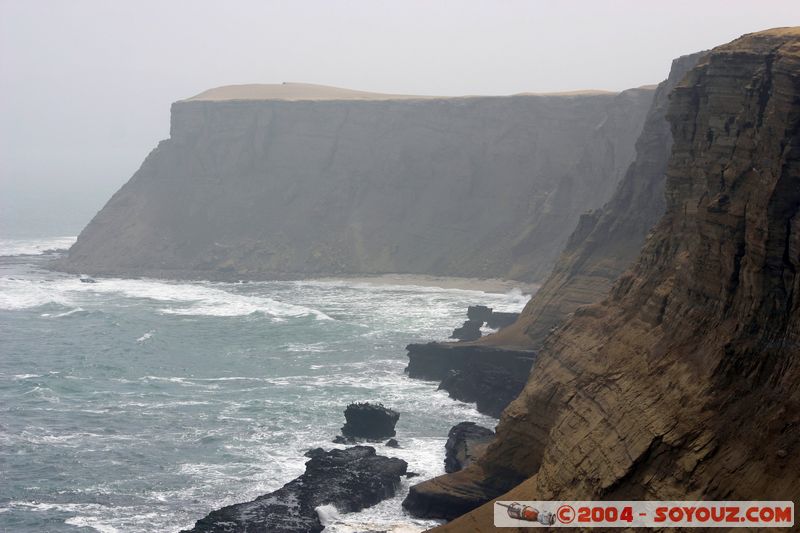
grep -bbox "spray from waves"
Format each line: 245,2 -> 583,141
0,236 -> 77,257
316,504 -> 340,526
501,287 -> 531,309
0,277 -> 73,310
78,278 -> 332,320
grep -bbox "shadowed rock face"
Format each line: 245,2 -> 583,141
487,50 -> 707,347
431,28 -> 800,531
340,402 -> 399,440
444,422 -> 495,474
405,343 -> 536,417
181,446 -> 407,533
56,88 -> 653,282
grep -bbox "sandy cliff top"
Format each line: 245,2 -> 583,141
184,82 -> 620,102
185,83 -> 432,101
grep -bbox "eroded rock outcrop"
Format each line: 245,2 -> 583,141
340,402 -> 399,440
56,85 -> 653,282
405,343 -> 536,417
444,422 -> 495,474
433,28 -> 800,531
182,446 -> 407,533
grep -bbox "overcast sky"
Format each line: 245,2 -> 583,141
1,0 -> 798,236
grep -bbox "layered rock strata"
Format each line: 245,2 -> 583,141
56,85 -> 653,282
405,343 -> 536,417
431,28 -> 800,531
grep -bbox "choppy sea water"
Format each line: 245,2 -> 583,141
0,236 -> 529,533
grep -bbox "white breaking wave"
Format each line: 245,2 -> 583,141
41,307 -> 85,318
0,277 -> 73,310
64,516 -> 121,533
137,330 -> 155,343
0,275 -> 331,319
316,504 -> 340,526
0,236 -> 76,257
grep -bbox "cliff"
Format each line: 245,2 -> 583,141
428,28 -> 800,530
488,51 -> 706,347
405,343 -> 536,417
56,84 -> 653,281
401,53 -> 702,422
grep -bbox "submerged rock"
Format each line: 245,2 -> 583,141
182,446 -> 407,533
466,305 -> 493,323
444,422 -> 494,473
385,438 -> 400,448
341,402 -> 399,440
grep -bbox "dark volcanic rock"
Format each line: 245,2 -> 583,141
484,312 -> 519,330
466,305 -> 493,323
449,319 -> 482,341
304,447 -> 326,459
444,422 -> 495,473
406,343 -> 535,417
385,438 -> 400,448
450,307 -> 521,341
403,423 -> 496,520
402,473 -> 493,521
182,446 -> 407,533
341,402 -> 399,440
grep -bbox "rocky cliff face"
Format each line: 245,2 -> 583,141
432,28 -> 800,531
489,51 -> 706,347
401,53 -> 700,427
57,85 -> 653,281
406,343 -> 536,417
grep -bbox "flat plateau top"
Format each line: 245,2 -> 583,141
184,82 -> 616,102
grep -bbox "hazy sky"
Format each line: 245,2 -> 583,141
1,0 -> 798,236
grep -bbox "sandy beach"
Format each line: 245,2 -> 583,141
312,273 -> 539,295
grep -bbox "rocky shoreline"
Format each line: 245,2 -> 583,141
180,302 -> 518,532
181,446 -> 408,533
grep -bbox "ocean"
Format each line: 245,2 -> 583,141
0,236 -> 529,533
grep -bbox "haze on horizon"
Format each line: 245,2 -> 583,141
1,0 -> 798,237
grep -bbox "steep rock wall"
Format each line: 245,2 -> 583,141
58,88 -> 653,281
488,51 -> 706,347
432,28 -> 800,530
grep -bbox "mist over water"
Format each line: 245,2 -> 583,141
0,237 -> 528,532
